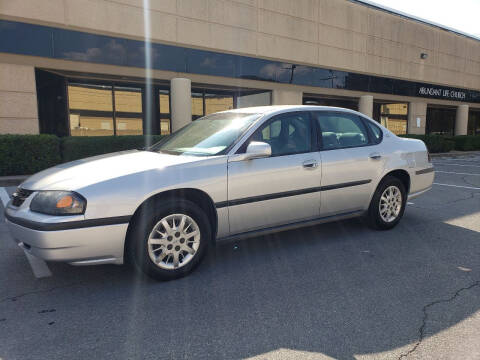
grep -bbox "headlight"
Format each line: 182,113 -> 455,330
30,191 -> 86,215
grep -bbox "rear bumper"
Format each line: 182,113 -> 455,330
5,216 -> 128,265
409,166 -> 435,198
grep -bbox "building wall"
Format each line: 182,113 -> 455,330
0,63 -> 39,134
1,0 -> 479,90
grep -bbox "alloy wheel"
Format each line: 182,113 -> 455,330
379,185 -> 402,223
147,214 -> 201,270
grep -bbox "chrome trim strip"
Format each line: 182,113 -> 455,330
320,179 -> 372,191
215,179 -> 372,208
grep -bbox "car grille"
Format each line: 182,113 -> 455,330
11,188 -> 33,207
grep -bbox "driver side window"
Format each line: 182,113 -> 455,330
252,112 -> 312,156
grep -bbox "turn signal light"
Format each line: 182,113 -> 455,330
56,195 -> 73,208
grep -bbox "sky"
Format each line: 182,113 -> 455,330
367,0 -> 480,38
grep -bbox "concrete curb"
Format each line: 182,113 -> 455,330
0,175 -> 29,187
430,151 -> 480,158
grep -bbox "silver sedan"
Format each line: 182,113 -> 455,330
5,106 -> 434,280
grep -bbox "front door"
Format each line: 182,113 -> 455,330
227,111 -> 321,235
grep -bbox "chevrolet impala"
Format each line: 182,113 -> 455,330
5,106 -> 434,280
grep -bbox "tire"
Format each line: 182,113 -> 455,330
127,199 -> 211,281
367,176 -> 406,230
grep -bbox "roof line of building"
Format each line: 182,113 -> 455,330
350,0 -> 480,42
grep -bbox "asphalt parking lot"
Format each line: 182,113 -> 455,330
1,154 -> 479,360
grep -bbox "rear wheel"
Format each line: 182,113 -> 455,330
127,199 -> 211,280
367,176 -> 406,230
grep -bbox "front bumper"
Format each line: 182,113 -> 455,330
5,211 -> 129,265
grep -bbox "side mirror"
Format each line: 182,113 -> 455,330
229,141 -> 272,162
244,141 -> 271,160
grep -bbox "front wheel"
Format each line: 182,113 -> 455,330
367,176 -> 406,230
127,199 -> 211,281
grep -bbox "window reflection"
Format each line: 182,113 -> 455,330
68,84 -> 114,136
237,91 -> 271,108
205,93 -> 233,115
192,88 -> 271,121
67,79 -> 272,136
374,102 -> 408,135
68,83 -> 144,136
159,89 -> 171,135
192,92 -> 204,120
114,86 -> 142,135
303,96 -> 358,111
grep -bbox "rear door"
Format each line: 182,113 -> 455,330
227,111 -> 321,235
314,111 -> 384,216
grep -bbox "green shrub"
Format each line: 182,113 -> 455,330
60,135 -> 164,162
399,134 -> 456,153
0,134 -> 61,176
453,135 -> 480,151
425,135 -> 455,153
1,132 -> 477,176
0,135 -> 165,176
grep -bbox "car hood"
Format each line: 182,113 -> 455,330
20,150 -> 209,191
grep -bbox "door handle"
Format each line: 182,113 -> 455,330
302,160 -> 318,169
369,153 -> 382,160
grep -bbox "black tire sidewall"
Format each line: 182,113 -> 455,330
128,199 -> 211,280
369,176 -> 407,230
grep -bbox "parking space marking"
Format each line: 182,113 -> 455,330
435,171 -> 480,176
433,183 -> 480,190
0,187 -> 10,207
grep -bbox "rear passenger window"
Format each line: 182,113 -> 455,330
365,120 -> 383,144
315,113 -> 369,150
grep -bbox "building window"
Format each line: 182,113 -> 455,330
159,89 -> 171,135
67,81 -> 172,136
468,110 -> 480,135
303,95 -> 358,111
191,88 -> 271,120
114,86 -> 143,135
205,92 -> 234,115
237,91 -> 272,108
426,107 -> 456,136
374,102 -> 408,135
68,83 -> 115,136
191,91 -> 204,120
68,83 -> 144,136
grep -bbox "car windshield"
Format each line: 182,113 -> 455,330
150,112 -> 261,156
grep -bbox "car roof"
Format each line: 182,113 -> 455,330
225,105 -> 364,117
